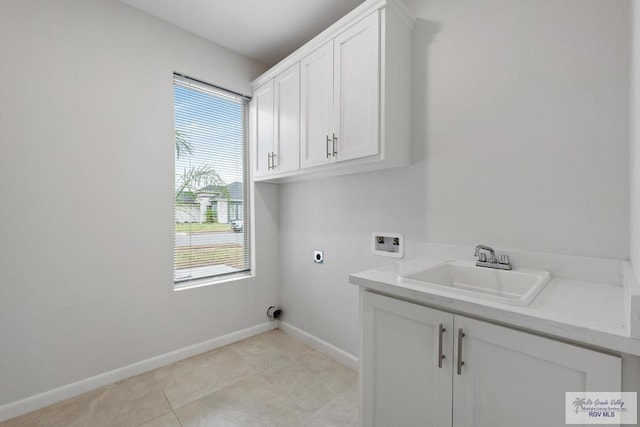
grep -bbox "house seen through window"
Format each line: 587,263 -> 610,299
173,74 -> 250,286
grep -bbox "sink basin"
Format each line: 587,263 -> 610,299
398,261 -> 551,306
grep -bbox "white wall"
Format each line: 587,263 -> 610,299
279,167 -> 428,356
0,0 -> 276,407
416,0 -> 630,258
279,0 -> 630,358
631,0 -> 640,280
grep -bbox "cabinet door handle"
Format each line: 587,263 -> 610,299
438,323 -> 446,368
332,133 -> 338,156
267,152 -> 272,170
457,328 -> 465,375
271,152 -> 277,169
326,135 -> 331,158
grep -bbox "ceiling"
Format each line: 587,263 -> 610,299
120,0 -> 365,67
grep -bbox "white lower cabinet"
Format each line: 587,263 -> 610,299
361,291 -> 622,427
361,290 -> 453,426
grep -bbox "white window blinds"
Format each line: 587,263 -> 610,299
173,74 -> 250,285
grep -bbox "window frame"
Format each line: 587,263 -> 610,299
172,73 -> 253,291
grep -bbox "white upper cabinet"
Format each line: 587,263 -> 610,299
300,41 -> 334,169
251,0 -> 414,182
333,11 -> 380,163
252,81 -> 274,178
273,63 -> 300,174
301,11 -> 380,168
252,64 -> 300,179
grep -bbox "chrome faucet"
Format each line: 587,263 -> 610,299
474,245 -> 496,263
474,244 -> 512,270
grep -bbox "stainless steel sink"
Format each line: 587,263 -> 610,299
398,260 -> 551,306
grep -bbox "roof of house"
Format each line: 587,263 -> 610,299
176,191 -> 196,205
227,182 -> 243,201
197,184 -> 228,196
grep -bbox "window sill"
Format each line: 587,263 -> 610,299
173,271 -> 254,292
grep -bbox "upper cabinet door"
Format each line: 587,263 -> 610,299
452,315 -> 622,427
253,80 -> 274,178
300,41 -> 334,169
333,11 -> 380,162
273,63 -> 300,174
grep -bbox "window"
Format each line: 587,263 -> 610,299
173,74 -> 251,286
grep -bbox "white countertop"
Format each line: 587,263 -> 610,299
349,246 -> 640,357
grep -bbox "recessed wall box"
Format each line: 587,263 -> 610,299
372,232 -> 404,258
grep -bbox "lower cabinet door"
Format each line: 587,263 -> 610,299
452,315 -> 622,427
361,291 -> 453,427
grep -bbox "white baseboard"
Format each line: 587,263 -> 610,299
0,321 -> 277,423
278,321 -> 359,370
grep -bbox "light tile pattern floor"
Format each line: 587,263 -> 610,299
1,330 -> 359,427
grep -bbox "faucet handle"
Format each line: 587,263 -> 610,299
498,255 -> 510,265
478,252 -> 487,262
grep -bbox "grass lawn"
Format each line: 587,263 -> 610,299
175,222 -> 232,233
175,244 -> 244,270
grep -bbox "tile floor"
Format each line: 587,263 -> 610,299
1,330 -> 359,427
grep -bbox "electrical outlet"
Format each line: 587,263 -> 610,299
314,250 -> 324,264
